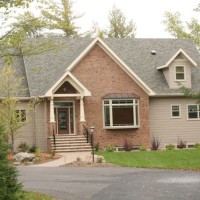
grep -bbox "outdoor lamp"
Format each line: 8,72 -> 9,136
90,126 -> 95,134
90,126 -> 96,162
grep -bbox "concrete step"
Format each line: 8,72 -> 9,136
54,149 -> 92,153
51,141 -> 88,144
50,134 -> 92,153
52,143 -> 91,147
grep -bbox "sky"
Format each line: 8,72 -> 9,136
72,0 -> 200,38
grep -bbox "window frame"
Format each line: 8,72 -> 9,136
187,104 -> 200,120
174,66 -> 185,81
102,99 -> 140,129
16,109 -> 26,123
171,104 -> 181,118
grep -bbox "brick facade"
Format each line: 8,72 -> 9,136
71,44 -> 150,149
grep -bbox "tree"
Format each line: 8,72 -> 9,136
107,6 -> 136,38
0,0 -> 31,9
163,8 -> 200,48
0,65 -> 32,154
11,11 -> 45,38
181,86 -> 200,103
37,0 -> 82,37
0,125 -> 24,200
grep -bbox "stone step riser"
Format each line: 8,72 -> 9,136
53,149 -> 92,153
50,134 -> 92,153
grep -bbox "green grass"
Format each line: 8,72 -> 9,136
23,191 -> 55,200
96,149 -> 200,170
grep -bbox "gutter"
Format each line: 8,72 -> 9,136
149,93 -> 185,97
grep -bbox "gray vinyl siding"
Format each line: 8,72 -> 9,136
168,59 -> 192,89
149,97 -> 200,148
35,102 -> 48,152
15,101 -> 35,151
15,101 -> 47,152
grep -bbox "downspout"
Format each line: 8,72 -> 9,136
33,97 -> 37,146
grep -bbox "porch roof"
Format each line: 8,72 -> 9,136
102,93 -> 140,99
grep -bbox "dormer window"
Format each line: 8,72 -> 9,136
175,66 -> 185,81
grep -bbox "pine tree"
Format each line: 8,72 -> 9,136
0,125 -> 24,200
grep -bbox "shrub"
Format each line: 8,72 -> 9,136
17,142 -> 29,152
194,143 -> 200,149
123,138 -> 132,151
96,156 -> 103,163
151,136 -> 160,151
35,147 -> 40,157
140,145 -> 147,151
177,138 -> 186,149
76,157 -> 82,162
0,125 -> 24,200
95,142 -> 100,152
29,145 -> 37,153
105,145 -> 114,152
166,144 -> 175,150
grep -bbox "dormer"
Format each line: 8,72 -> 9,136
157,49 -> 197,89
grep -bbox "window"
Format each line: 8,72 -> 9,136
188,105 -> 200,119
175,66 -> 185,81
171,105 -> 181,118
103,99 -> 139,128
16,110 -> 26,122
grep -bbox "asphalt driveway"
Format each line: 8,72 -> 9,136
18,167 -> 200,200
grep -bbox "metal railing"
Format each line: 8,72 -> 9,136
52,128 -> 56,149
83,125 -> 92,144
83,125 -> 95,162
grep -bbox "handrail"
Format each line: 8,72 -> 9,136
83,124 -> 95,162
83,125 -> 92,144
53,128 -> 56,149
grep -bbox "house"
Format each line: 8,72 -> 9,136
4,37 -> 200,152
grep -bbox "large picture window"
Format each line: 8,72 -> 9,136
103,99 -> 139,128
188,105 -> 200,119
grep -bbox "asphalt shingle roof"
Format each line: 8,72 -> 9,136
1,37 -> 200,97
104,38 -> 200,94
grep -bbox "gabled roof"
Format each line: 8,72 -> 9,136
157,48 -> 197,69
45,71 -> 91,97
67,37 -> 155,95
2,37 -> 200,97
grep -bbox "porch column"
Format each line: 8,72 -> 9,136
80,96 -> 86,122
50,96 -> 55,123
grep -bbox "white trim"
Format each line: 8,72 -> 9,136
187,104 -> 200,120
67,37 -> 155,96
103,98 -> 140,129
53,94 -> 82,97
157,48 -> 197,69
171,104 -> 181,118
45,71 -> 91,97
174,65 -> 186,82
150,93 -> 185,97
54,100 -> 76,135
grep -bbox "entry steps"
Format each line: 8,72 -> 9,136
49,134 -> 92,153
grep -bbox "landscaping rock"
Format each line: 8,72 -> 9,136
85,155 -> 105,163
14,152 -> 35,163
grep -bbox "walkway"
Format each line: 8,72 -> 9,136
32,152 -> 91,167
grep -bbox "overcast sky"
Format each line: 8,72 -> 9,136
73,0 -> 200,38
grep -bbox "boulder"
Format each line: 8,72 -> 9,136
85,155 -> 105,163
14,152 -> 35,163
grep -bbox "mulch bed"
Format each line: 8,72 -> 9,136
34,153 -> 62,164
64,161 -> 119,167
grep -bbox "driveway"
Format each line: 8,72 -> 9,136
18,167 -> 200,200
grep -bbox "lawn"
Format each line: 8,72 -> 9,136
96,149 -> 200,170
23,191 -> 55,200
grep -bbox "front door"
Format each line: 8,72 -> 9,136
58,108 -> 69,134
